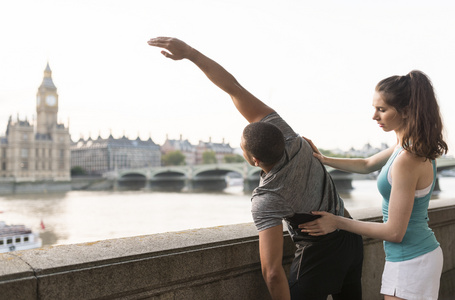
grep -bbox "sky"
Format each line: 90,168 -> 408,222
1,0 -> 454,155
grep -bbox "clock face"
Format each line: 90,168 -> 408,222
46,95 -> 56,106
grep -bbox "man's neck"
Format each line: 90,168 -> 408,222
260,163 -> 275,174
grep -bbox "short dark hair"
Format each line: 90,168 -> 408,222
242,122 -> 285,165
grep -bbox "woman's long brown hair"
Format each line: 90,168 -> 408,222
376,70 -> 448,160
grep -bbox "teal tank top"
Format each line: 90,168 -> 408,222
377,147 -> 439,262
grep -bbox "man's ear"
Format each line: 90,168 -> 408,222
252,157 -> 260,167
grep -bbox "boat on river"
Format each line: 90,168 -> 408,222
0,221 -> 42,253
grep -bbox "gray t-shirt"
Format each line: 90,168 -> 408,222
251,112 -> 344,237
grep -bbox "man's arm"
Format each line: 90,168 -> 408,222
258,224 -> 291,300
148,37 -> 275,123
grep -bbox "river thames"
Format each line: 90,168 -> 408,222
0,177 -> 454,247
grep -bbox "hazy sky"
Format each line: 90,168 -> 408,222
1,0 -> 454,154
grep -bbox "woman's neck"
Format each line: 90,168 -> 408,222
395,130 -> 404,147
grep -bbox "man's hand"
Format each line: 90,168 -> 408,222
147,35 -> 274,123
147,37 -> 193,61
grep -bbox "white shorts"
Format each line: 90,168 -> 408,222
381,246 -> 443,300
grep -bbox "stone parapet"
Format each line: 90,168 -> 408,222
0,199 -> 454,299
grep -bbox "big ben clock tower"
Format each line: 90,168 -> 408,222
36,63 -> 59,135
0,62 -> 71,184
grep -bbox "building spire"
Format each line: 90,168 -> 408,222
39,62 -> 56,90
45,61 -> 51,73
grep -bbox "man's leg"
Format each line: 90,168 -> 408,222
331,282 -> 362,300
288,231 -> 354,299
288,245 -> 330,300
289,230 -> 363,300
289,281 -> 328,300
332,232 -> 363,300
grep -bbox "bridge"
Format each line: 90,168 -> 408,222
103,157 -> 455,192
104,163 -> 261,192
437,156 -> 455,171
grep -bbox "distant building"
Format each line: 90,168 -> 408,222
196,137 -> 233,164
161,134 -> 196,165
161,135 -> 234,165
71,134 -> 161,175
0,63 -> 71,182
344,143 -> 389,157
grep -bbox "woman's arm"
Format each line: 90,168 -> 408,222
147,37 -> 275,123
304,137 -> 396,174
300,151 -> 419,243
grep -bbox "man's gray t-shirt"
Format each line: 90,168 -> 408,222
251,112 -> 344,237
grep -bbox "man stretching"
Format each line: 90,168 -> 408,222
148,37 -> 363,300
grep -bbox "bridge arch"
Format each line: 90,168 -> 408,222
246,168 -> 261,180
149,166 -> 191,178
149,168 -> 188,191
118,170 -> 148,178
192,163 -> 246,177
192,167 -> 237,191
118,172 -> 147,190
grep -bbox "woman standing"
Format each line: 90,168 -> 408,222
300,70 -> 448,300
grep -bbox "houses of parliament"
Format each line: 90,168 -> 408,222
0,64 -> 71,190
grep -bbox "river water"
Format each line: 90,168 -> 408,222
1,177 -> 454,247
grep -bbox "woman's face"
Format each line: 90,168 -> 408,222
372,91 -> 405,133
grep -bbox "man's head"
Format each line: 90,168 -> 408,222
240,122 -> 285,169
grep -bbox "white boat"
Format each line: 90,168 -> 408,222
0,221 -> 42,253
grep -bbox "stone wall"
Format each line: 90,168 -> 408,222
0,180 -> 71,195
0,199 -> 453,299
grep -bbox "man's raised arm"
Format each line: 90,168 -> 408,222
147,37 -> 274,123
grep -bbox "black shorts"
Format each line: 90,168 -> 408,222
288,230 -> 363,300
